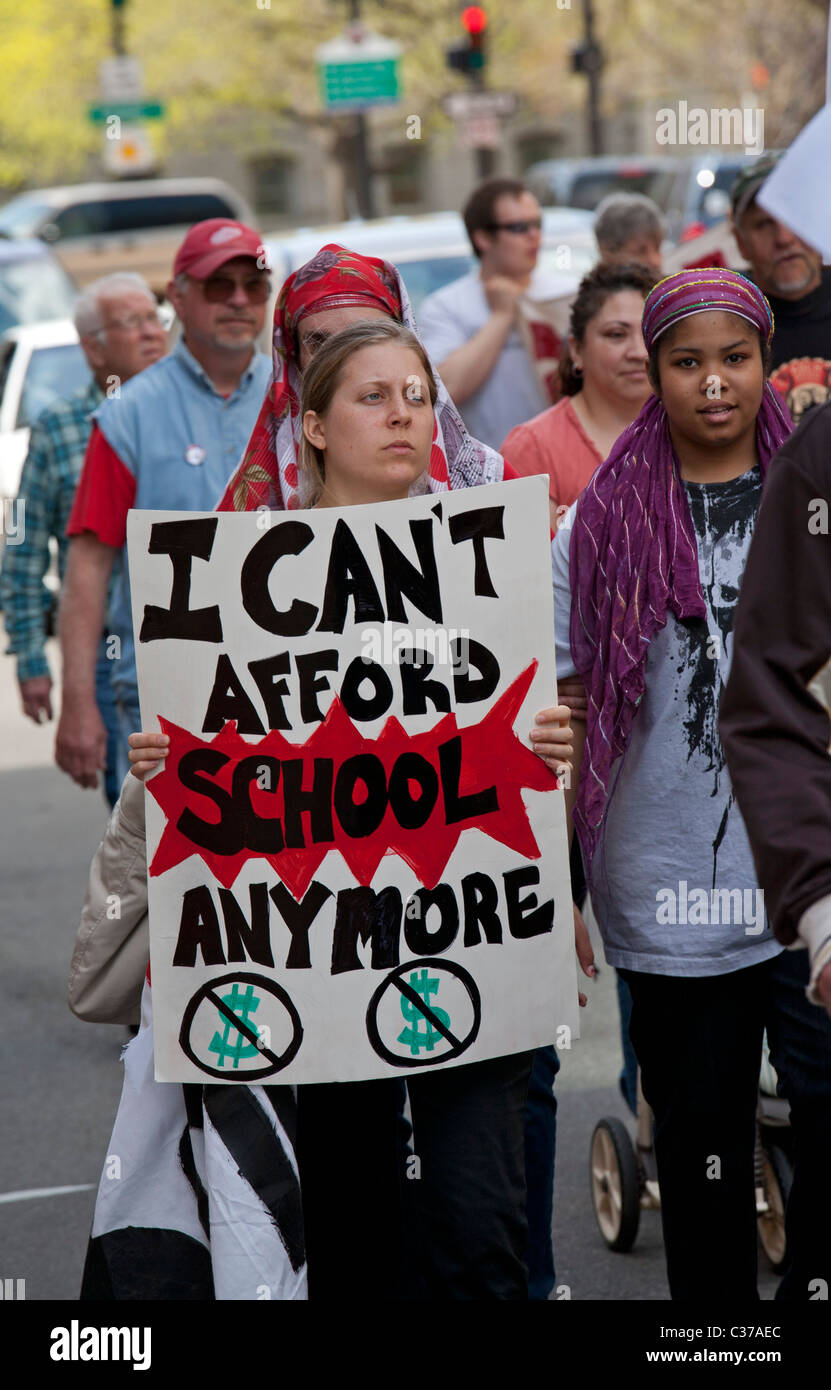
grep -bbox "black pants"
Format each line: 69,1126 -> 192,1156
295,1050 -> 534,1300
620,949 -> 831,1301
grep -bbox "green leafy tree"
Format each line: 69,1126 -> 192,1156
0,0 -> 825,191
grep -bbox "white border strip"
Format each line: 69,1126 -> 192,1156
0,1183 -> 95,1205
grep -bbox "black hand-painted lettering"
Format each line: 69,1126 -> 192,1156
398,648 -> 451,716
461,871 -> 503,945
331,886 -> 402,973
140,518 -> 222,643
375,519 -> 442,623
269,880 -> 333,969
448,506 -> 504,597
452,638 -> 500,704
387,752 -> 439,829
280,759 -> 334,849
439,735 -> 498,823
248,653 -> 292,730
403,884 -> 459,955
219,883 -> 275,966
202,653 -> 266,735
339,655 -> 393,721
316,519 -> 385,632
231,756 -> 283,853
177,748 -> 242,855
173,884 -> 226,966
333,754 -> 388,838
296,650 -> 339,723
504,866 -> 553,938
241,520 -> 317,636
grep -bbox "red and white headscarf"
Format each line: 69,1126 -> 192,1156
217,243 -> 505,512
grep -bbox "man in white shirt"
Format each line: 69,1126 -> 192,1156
419,177 -> 568,449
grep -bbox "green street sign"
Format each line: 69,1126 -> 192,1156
87,101 -> 165,123
318,57 -> 399,110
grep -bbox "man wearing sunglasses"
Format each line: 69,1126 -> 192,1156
56,219 -> 272,793
419,177 -> 561,449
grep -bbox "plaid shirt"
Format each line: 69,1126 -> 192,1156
0,378 -> 106,682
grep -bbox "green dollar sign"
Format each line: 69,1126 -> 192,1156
208,983 -> 261,1069
398,969 -> 451,1056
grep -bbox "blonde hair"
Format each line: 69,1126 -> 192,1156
299,319 -> 438,506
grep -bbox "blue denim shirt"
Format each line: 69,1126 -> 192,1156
94,337 -> 271,704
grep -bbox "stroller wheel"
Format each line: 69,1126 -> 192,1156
589,1116 -> 641,1252
757,1144 -> 792,1274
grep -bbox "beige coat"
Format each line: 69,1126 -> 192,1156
68,773 -> 150,1027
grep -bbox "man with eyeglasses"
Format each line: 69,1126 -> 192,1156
419,177 -> 562,449
56,219 -> 272,793
1,271 -> 166,806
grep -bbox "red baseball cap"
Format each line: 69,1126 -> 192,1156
173,218 -> 265,280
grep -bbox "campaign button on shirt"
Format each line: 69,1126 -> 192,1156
185,444 -> 206,466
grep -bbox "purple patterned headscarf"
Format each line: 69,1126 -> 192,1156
569,268 -> 792,870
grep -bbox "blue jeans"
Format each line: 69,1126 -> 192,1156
94,638 -> 122,809
114,693 -> 142,789
524,1043 -> 560,1299
616,972 -> 639,1117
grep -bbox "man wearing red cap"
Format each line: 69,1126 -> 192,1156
56,220 -> 273,792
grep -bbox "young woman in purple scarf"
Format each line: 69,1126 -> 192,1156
553,268 -> 831,1301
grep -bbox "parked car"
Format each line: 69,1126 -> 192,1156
263,208 -> 597,319
0,179 -> 253,298
0,239 -> 78,337
526,152 -> 769,249
662,153 -> 766,244
0,320 -> 89,500
526,156 -> 684,216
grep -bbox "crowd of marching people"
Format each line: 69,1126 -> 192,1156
3,149 -> 831,1301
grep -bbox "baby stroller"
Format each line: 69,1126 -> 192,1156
588,1034 -> 793,1271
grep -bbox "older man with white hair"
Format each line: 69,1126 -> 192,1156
57,218 -> 271,795
0,271 -> 166,805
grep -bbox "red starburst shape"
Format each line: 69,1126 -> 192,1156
146,661 -> 556,898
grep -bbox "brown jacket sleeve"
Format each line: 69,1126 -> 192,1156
720,403 -> 831,945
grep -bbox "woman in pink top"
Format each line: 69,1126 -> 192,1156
502,263 -> 657,531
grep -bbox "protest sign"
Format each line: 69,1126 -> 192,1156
127,476 -> 578,1084
757,103 -> 831,262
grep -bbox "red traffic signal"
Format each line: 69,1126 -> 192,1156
447,5 -> 487,75
461,6 -> 487,34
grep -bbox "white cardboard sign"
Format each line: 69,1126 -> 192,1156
758,103 -> 831,261
127,477 -> 578,1084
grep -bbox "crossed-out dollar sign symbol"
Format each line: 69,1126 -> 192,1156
208,982 -> 261,1068
398,968 -> 451,1055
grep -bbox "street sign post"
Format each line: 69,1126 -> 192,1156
101,123 -> 156,175
98,55 -> 143,101
442,90 -> 517,121
88,102 -> 165,123
316,27 -> 402,112
443,91 -> 517,154
461,114 -> 501,150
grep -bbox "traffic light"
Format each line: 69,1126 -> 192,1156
570,41 -> 603,76
447,6 -> 488,76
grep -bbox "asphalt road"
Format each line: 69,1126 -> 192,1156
0,634 -> 779,1303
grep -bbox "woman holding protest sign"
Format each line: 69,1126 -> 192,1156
553,267 -> 831,1300
77,248 -> 587,1302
